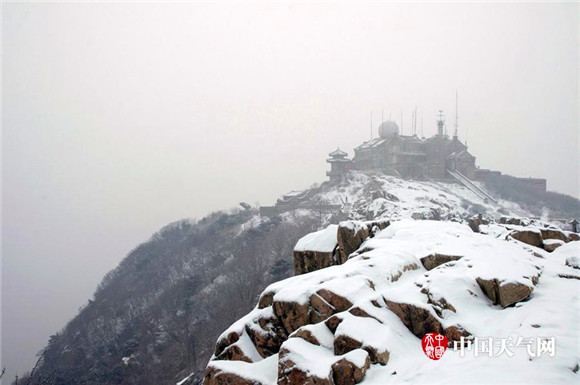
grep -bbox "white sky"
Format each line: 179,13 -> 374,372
2,2 -> 578,378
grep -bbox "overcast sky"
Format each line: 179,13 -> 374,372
2,2 -> 578,379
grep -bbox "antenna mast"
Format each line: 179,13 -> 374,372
400,109 -> 403,135
370,110 -> 373,140
454,90 -> 459,139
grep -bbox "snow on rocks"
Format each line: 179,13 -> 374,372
293,225 -> 339,275
544,239 -> 565,252
293,220 -> 390,275
204,219 -> 580,385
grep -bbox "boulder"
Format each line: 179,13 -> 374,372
476,278 -> 533,308
316,289 -> 353,313
245,315 -> 287,358
294,225 -> 339,275
293,250 -> 336,275
310,292 -> 336,323
203,365 -> 262,385
468,213 -> 489,233
544,239 -> 564,253
443,325 -> 472,343
325,315 -> 344,333
258,291 -> 275,309
500,216 -> 528,226
273,300 -> 311,335
365,219 -> 391,232
510,230 -> 543,248
331,353 -> 371,385
363,345 -> 390,365
214,344 -> 253,363
277,348 -> 333,385
290,328 -> 321,346
540,228 -> 568,243
214,331 -> 241,357
337,221 -> 370,264
334,334 -> 363,355
384,300 -> 444,338
420,253 -> 463,271
568,232 -> 580,242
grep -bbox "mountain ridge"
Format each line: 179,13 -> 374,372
15,171 -> 579,385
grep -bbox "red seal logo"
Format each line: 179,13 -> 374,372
422,333 -> 449,360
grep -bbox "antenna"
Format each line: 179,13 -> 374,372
413,106 -> 417,136
370,110 -> 373,140
437,110 -> 445,136
421,115 -> 424,138
401,109 -> 403,135
454,90 -> 459,139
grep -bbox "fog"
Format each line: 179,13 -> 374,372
2,2 -> 578,379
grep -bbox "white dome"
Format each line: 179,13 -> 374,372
378,120 -> 399,139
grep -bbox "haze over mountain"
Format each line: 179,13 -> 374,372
2,2 -> 578,381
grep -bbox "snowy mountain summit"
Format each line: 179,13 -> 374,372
201,174 -> 580,385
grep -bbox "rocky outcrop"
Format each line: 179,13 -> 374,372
509,229 -> 543,248
203,366 -> 263,385
203,219 -> 576,385
468,213 -> 490,233
476,278 -> 533,308
384,300 -> 444,338
337,221 -> 369,264
384,299 -> 470,342
331,354 -> 371,385
420,253 -> 463,270
293,225 -> 339,275
543,239 -> 564,252
540,228 -> 568,242
499,216 -> 529,226
294,220 -> 391,275
245,315 -> 287,358
277,346 -> 333,385
273,300 -> 311,335
294,249 -> 336,275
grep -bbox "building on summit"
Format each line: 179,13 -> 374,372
328,111 -> 476,182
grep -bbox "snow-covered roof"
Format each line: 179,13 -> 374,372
355,135 -> 424,151
328,148 -> 348,157
447,149 -> 474,159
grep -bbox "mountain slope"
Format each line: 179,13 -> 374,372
17,171 -> 578,385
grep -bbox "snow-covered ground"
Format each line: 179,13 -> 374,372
309,172 -> 538,222
204,220 -> 580,385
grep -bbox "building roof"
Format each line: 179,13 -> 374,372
447,150 -> 475,160
327,157 -> 351,163
354,135 -> 424,151
328,148 -> 348,157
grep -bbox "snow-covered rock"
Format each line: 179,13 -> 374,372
204,220 -> 580,385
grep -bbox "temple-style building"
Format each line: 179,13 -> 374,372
326,148 -> 353,182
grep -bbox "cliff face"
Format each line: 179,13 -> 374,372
20,172 -> 579,385
203,220 -> 580,385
